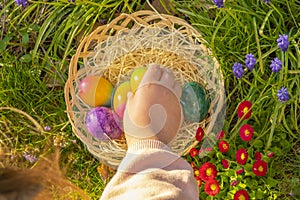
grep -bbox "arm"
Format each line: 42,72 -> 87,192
100,64 -> 199,200
100,140 -> 198,200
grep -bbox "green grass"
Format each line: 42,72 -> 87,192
1,0 -> 300,199
0,51 -> 104,198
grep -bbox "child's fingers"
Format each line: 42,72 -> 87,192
160,69 -> 175,88
138,63 -> 181,100
173,83 -> 182,99
139,63 -> 162,86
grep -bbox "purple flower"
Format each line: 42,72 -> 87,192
68,0 -> 76,2
245,53 -> 256,71
277,87 -> 289,102
264,0 -> 270,2
212,0 -> 224,8
44,126 -> 51,132
23,152 -> 38,163
270,57 -> 282,73
277,34 -> 289,52
232,62 -> 244,79
14,0 -> 28,7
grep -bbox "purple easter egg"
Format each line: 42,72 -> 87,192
85,107 -> 122,141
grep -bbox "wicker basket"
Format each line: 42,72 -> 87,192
65,10 -> 226,169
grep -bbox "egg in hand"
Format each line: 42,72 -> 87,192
130,67 -> 147,93
113,81 -> 131,118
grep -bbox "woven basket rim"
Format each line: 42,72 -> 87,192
64,10 -> 225,168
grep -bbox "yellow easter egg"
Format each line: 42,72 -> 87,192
78,76 -> 113,107
130,67 -> 147,93
113,81 -> 131,118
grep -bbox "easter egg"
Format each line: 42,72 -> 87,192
180,82 -> 210,122
78,76 -> 113,107
113,81 -> 131,118
85,107 -> 122,141
130,67 -> 147,93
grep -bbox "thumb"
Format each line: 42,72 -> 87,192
124,91 -> 133,114
126,91 -> 133,104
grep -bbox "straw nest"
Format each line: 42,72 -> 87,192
65,10 -> 226,168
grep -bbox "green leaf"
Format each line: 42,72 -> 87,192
0,36 -> 13,51
279,132 -> 286,139
255,189 -> 266,199
280,139 -> 291,149
271,146 -> 284,156
225,169 -> 235,177
253,140 -> 264,148
249,191 -> 256,199
216,152 -> 223,161
245,178 -> 258,187
291,178 -> 299,188
266,177 -> 278,188
29,24 -> 40,32
239,182 -> 247,189
293,187 -> 300,196
20,54 -> 32,63
22,33 -> 29,45
244,163 -> 252,172
218,190 -> 227,197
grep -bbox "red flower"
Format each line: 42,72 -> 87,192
204,179 -> 220,196
199,162 -> 218,181
189,148 -> 199,157
236,148 -> 248,165
230,180 -> 238,186
194,176 -> 202,187
239,124 -> 254,141
267,152 -> 274,158
217,130 -> 225,140
234,189 -> 250,200
196,127 -> 205,141
236,168 -> 244,175
252,160 -> 268,176
254,152 -> 262,161
221,159 -> 229,169
218,140 -> 229,153
237,101 -> 252,119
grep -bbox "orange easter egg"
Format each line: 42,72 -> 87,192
130,67 -> 147,93
78,76 -> 113,107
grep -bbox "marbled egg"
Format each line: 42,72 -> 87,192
113,81 -> 131,118
130,67 -> 147,93
85,107 -> 122,141
180,82 -> 210,122
78,76 -> 113,107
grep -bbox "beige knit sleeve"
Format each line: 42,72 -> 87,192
100,140 -> 199,200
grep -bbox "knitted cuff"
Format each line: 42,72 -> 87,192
128,139 -> 171,152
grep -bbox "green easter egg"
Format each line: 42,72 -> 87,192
180,82 -> 210,122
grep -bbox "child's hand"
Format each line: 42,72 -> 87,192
123,64 -> 183,147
